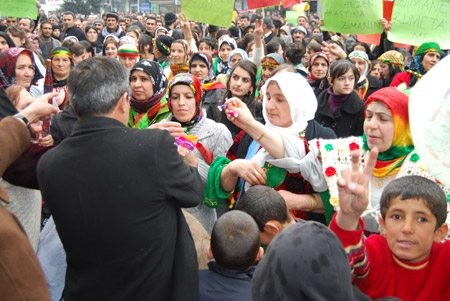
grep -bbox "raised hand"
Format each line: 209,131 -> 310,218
335,148 -> 378,230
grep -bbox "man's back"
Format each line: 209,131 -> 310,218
38,117 -> 202,300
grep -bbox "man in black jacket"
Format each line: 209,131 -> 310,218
61,11 -> 85,41
37,57 -> 202,301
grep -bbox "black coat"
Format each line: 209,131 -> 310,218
38,117 -> 202,301
315,90 -> 365,138
50,104 -> 77,144
62,26 -> 86,41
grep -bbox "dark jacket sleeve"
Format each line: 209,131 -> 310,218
157,130 -> 203,208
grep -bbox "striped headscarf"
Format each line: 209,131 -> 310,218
167,73 -> 203,132
377,50 -> 404,71
363,87 -> 413,177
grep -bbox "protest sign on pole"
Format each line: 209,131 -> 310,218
0,0 -> 37,19
321,0 -> 384,34
388,0 -> 450,48
247,0 -> 281,10
181,0 -> 234,28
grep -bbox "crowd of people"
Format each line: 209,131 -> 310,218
0,4 -> 449,301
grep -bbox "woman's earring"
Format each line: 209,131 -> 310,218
246,90 -> 252,96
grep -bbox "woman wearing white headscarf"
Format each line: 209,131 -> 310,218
204,71 -> 336,222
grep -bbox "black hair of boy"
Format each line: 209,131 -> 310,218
199,36 -> 216,50
329,59 -> 360,87
285,42 -> 306,66
236,185 -> 292,232
211,211 -> 260,270
380,176 -> 447,230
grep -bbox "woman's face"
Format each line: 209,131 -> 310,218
261,58 -> 277,82
73,50 -> 86,64
351,58 -> 366,78
265,81 -> 293,128
229,67 -> 253,99
248,44 -> 255,58
422,51 -> 440,72
311,57 -> 328,80
0,36 -> 9,52
364,102 -> 394,153
353,45 -> 366,53
229,53 -> 242,68
170,84 -> 197,123
190,59 -> 209,82
53,29 -> 60,37
15,54 -> 34,88
119,56 -> 136,71
312,28 -> 321,36
52,56 -> 71,80
170,42 -> 186,64
105,43 -> 118,58
86,28 -> 98,43
330,69 -> 355,95
130,70 -> 154,101
126,32 -> 139,47
304,49 -> 314,66
198,42 -> 214,58
379,62 -> 390,79
219,43 -> 233,62
370,63 -> 381,80
8,33 -> 25,47
276,44 -> 284,57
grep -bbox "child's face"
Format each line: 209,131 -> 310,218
380,197 -> 446,263
198,42 -> 213,58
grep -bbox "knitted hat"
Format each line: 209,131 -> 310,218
93,18 -> 105,26
106,12 -> 119,21
164,12 -> 177,25
117,44 -> 139,59
415,42 -> 441,56
377,50 -> 404,71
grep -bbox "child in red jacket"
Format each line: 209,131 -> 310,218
330,149 -> 449,301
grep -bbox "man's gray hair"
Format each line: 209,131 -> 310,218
68,56 -> 129,118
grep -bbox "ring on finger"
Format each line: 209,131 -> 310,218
254,170 -> 258,176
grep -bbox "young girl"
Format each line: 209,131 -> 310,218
214,37 -> 237,76
315,60 -> 365,138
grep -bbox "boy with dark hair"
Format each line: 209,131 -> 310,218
330,149 -> 450,301
199,211 -> 263,301
236,185 -> 296,245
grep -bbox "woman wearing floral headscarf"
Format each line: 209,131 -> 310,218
0,47 -> 43,96
157,73 -> 232,233
307,52 -> 330,97
167,39 -> 192,81
390,42 -> 441,88
214,37 -> 237,76
315,86 -> 448,230
128,59 -> 170,128
189,52 -> 226,120
377,50 -> 404,87
348,50 -> 383,100
255,53 -> 284,102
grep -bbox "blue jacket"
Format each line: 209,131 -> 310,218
199,261 -> 255,301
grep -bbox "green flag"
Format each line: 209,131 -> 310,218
321,0 -> 384,34
181,0 -> 234,28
